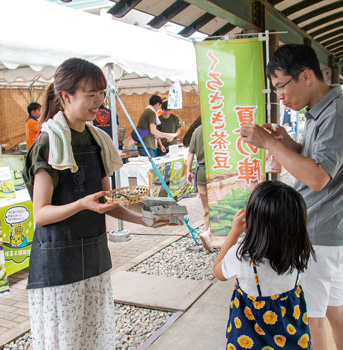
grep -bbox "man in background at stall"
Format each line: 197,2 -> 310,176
135,95 -> 174,157
157,101 -> 181,156
25,102 -> 41,150
187,125 -> 212,252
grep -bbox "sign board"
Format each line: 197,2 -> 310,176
195,38 -> 266,247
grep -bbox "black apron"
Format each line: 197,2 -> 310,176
27,145 -> 112,289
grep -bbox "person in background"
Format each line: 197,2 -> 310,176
157,101 -> 181,156
187,125 -> 212,252
93,103 -> 119,140
23,58 -> 147,350
135,95 -> 174,157
214,181 -> 314,349
282,106 -> 293,130
25,102 -> 41,150
240,43 -> 343,350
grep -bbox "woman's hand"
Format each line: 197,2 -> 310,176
79,191 -> 118,214
33,170 -> 118,226
160,145 -> 166,153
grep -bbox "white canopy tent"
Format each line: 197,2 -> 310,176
0,0 -> 198,94
0,0 -> 200,232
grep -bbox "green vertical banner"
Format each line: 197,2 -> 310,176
0,199 -> 34,275
195,38 -> 266,247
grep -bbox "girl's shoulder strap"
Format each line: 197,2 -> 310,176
294,270 -> 300,288
252,261 -> 262,297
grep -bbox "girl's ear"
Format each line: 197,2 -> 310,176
61,91 -> 71,105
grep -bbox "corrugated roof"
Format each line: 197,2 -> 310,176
106,0 -> 343,61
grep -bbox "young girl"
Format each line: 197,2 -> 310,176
23,58 -> 146,350
214,181 -> 315,350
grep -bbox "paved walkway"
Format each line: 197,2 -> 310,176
0,196 -> 204,347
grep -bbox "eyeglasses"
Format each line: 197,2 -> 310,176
273,77 -> 293,96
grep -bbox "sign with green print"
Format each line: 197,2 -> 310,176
0,248 -> 10,296
0,199 -> 34,275
168,159 -> 184,197
150,158 -> 193,199
195,38 -> 266,247
0,167 -> 16,201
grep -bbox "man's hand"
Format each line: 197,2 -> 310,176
261,123 -> 287,141
166,134 -> 174,143
187,172 -> 194,185
160,145 -> 166,153
240,123 -> 274,149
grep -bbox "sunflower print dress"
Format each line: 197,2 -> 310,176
226,263 -> 311,349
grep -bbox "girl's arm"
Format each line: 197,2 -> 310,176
33,169 -> 118,226
102,176 -> 147,226
213,209 -> 246,281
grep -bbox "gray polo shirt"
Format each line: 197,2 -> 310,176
294,85 -> 343,246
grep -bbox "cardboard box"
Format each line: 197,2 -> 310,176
142,197 -> 188,227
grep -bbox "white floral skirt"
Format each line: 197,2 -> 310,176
29,271 -> 116,350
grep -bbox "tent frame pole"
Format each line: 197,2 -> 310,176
108,64 -> 126,235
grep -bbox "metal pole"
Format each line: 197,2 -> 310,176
107,64 -> 130,241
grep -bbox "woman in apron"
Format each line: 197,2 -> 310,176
23,58 -> 146,350
214,181 -> 315,349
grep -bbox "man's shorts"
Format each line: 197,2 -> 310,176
301,245 -> 343,318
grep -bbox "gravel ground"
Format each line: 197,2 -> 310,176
4,235 -> 218,350
3,333 -> 32,350
129,235 -> 218,280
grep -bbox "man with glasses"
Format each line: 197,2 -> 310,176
240,44 -> 343,350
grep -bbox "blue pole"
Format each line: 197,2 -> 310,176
110,87 -> 199,244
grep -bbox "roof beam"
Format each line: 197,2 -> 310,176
311,22 -> 343,38
293,1 -> 342,25
332,44 -> 343,53
317,28 -> 343,44
281,0 -> 322,17
209,23 -> 236,38
301,12 -> 343,32
178,13 -> 216,37
147,0 -> 190,29
328,41 -> 343,51
184,0 -> 256,29
107,0 -> 142,18
187,0 -> 332,65
322,34 -> 343,47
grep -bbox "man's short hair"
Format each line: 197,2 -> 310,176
266,44 -> 324,81
161,101 -> 171,111
149,94 -> 162,106
27,102 -> 41,115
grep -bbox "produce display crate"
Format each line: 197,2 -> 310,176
142,197 -> 188,227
